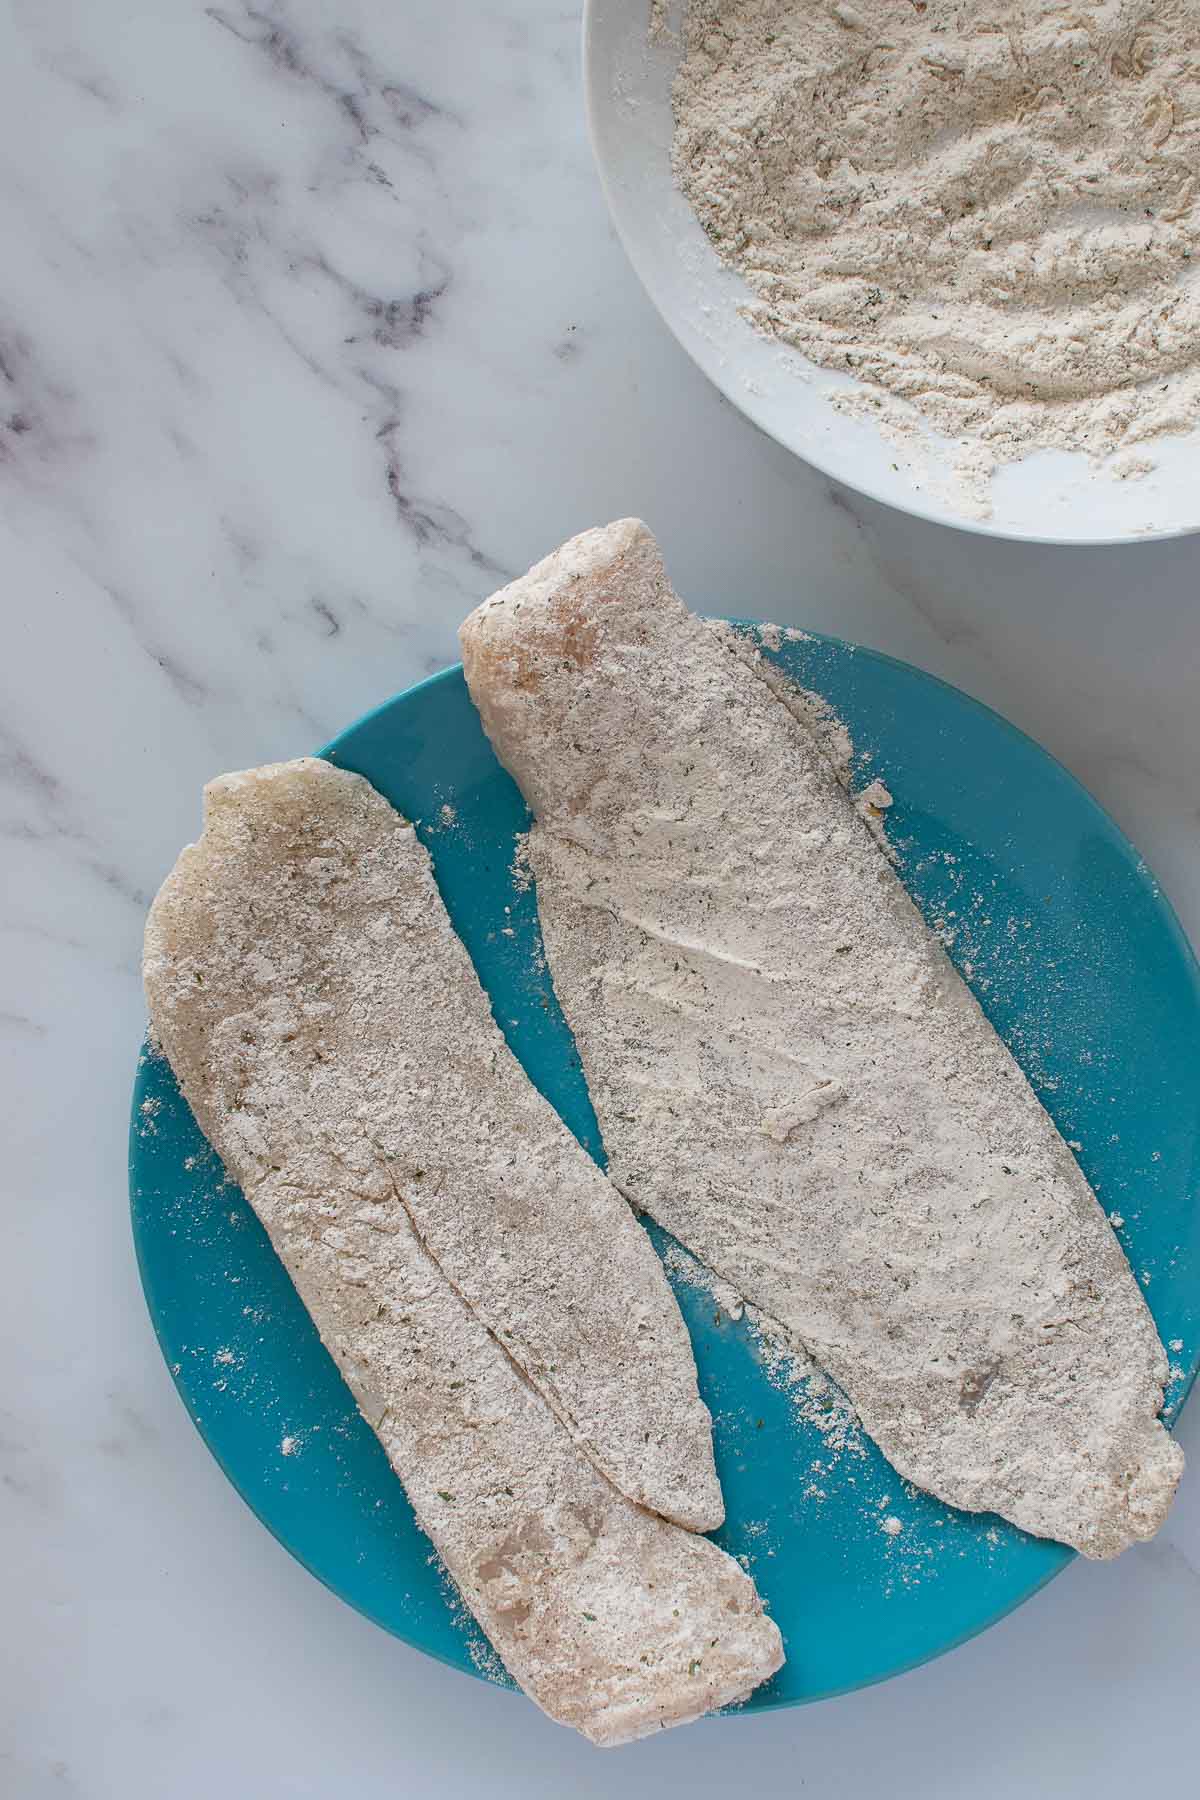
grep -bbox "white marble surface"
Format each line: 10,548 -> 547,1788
2,3 -> 1198,1795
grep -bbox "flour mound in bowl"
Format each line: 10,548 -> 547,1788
671,0 -> 1200,505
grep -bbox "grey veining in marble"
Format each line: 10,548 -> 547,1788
2,4 -> 1197,1797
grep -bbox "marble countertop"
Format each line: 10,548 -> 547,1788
3,4 -> 1198,1795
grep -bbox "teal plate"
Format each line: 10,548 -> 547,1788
130,626 -> 1200,1710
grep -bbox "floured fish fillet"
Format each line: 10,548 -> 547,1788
143,758 -> 780,1743
145,757 -> 719,1533
460,519 -> 1183,1560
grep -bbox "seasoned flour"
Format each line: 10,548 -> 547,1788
671,1 -> 1200,512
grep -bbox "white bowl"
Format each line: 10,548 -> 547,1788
583,0 -> 1200,545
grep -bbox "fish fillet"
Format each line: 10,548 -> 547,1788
145,756 -> 720,1532
143,758 -> 780,1742
460,519 -> 1183,1560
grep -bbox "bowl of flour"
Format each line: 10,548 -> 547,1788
584,0 -> 1200,541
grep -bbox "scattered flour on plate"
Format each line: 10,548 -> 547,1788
468,1634 -> 510,1686
427,1549 -> 511,1686
743,1308 -> 868,1464
510,832 -> 535,895
661,1239 -> 746,1319
719,623 -> 859,788
660,1239 -> 871,1464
